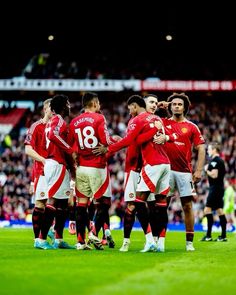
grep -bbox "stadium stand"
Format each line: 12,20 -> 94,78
0,107 -> 27,136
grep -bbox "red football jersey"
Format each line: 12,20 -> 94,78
45,114 -> 73,166
162,118 -> 205,172
108,112 -> 169,166
69,112 -> 113,168
124,117 -> 142,173
24,119 -> 47,177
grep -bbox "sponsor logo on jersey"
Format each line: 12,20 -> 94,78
174,141 -> 185,146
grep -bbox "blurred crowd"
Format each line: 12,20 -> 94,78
21,53 -> 236,80
0,95 -> 236,226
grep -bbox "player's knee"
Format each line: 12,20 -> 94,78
35,200 -> 46,209
127,202 -> 136,212
183,202 -> 192,212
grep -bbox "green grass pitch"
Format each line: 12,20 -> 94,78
0,228 -> 235,295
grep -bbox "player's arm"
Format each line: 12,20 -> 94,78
48,116 -> 74,154
92,117 -> 116,155
149,119 -> 178,145
157,101 -> 170,109
93,116 -> 140,155
107,118 -> 161,154
135,120 -> 163,145
25,145 -> 45,165
193,143 -> 206,183
105,135 -> 122,158
67,124 -> 75,147
93,122 -> 140,155
162,125 -> 178,142
29,165 -> 35,195
65,152 -> 77,179
24,123 -> 45,163
97,116 -> 114,146
192,125 -> 206,183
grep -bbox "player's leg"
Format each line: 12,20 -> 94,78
180,196 -> 195,250
68,180 -> 76,235
175,171 -> 196,250
120,171 -> 139,251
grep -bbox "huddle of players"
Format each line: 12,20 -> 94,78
25,91 -> 205,252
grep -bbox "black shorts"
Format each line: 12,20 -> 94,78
206,186 -> 224,210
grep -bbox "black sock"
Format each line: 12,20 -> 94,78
54,208 -> 67,239
40,205 -> 56,240
68,203 -> 76,222
135,202 -> 150,234
219,214 -> 227,238
94,203 -> 106,236
155,203 -> 168,238
147,201 -> 158,236
206,213 -> 213,237
32,207 -> 44,239
75,205 -> 88,244
123,207 -> 136,239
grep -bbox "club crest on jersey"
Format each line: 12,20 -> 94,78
40,192 -> 45,197
181,127 -> 188,133
66,191 -> 71,196
129,193 -> 135,199
211,162 -> 217,167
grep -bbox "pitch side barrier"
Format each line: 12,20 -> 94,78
0,78 -> 235,91
0,219 -> 204,231
2,220 -> 233,233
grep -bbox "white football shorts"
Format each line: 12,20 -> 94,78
137,164 -> 170,195
44,159 -> 70,199
75,166 -> 111,200
168,170 -> 196,197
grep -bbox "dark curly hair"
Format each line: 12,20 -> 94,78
127,95 -> 146,108
50,94 -> 69,114
167,92 -> 191,116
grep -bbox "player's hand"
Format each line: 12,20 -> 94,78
70,169 -> 76,181
29,182 -> 34,195
204,164 -> 208,172
154,120 -> 163,130
153,134 -> 166,144
72,151 -> 78,162
193,170 -> 202,183
157,101 -> 170,109
92,144 -> 108,155
112,135 -> 122,142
